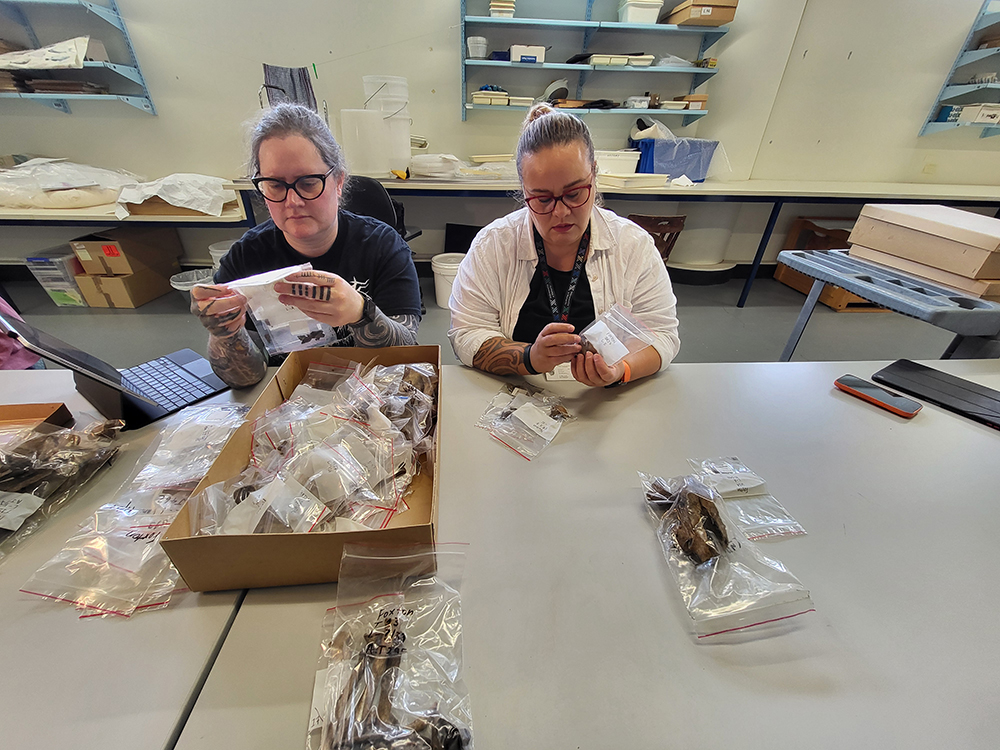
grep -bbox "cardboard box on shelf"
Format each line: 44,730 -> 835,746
662,0 -> 738,26
510,44 -> 545,63
160,345 -> 441,592
74,265 -> 173,308
673,93 -> 708,109
849,244 -> 1000,301
69,226 -> 183,276
773,262 -> 885,313
25,249 -> 87,307
848,204 -> 1000,279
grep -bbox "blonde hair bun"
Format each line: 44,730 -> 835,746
522,103 -> 556,130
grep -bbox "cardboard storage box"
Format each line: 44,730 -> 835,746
674,93 -> 709,110
662,0 -> 737,26
848,204 -> 1000,279
0,403 -> 73,429
70,226 -> 183,276
25,249 -> 87,307
774,262 -> 885,312
849,244 -> 1000,301
510,44 -> 545,63
160,345 -> 441,592
75,265 -> 173,308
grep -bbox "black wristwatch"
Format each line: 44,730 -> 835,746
355,292 -> 378,326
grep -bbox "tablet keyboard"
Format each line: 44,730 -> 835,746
121,357 -> 216,410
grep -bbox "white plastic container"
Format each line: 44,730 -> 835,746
594,150 -> 641,175
340,109 -> 391,177
467,36 -> 488,59
431,253 -> 465,309
618,0 -> 664,24
362,75 -> 408,101
170,268 -> 214,302
209,239 -> 237,271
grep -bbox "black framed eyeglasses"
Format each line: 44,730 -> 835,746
524,183 -> 593,215
252,166 -> 337,202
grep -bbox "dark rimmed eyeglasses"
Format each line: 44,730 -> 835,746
524,183 -> 593,215
252,166 -> 336,202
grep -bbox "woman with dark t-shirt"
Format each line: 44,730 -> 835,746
190,104 -> 421,388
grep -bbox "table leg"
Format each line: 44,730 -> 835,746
737,199 -> 784,308
780,278 -> 824,362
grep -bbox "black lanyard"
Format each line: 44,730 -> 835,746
531,223 -> 591,323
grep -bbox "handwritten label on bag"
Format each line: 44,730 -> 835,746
585,321 -> 629,364
512,402 -> 560,441
0,491 -> 45,531
545,362 -> 575,381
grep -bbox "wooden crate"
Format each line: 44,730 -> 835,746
774,262 -> 887,313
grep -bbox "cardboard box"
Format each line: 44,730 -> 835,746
849,244 -> 1000,301
70,226 -> 183,276
774,262 -> 886,312
25,249 -> 87,307
783,217 -> 853,251
674,94 -> 708,110
74,265 -> 173,308
663,0 -> 738,26
510,44 -> 545,63
160,345 -> 441,592
848,204 -> 1000,279
0,403 -> 73,429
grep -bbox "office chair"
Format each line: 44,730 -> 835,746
627,214 -> 686,264
343,175 -> 422,243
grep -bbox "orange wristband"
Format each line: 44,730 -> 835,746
620,360 -> 631,384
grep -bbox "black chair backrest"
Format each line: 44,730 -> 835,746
342,175 -> 402,236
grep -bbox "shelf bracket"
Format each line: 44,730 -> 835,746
980,126 -> 1000,138
41,97 -> 72,114
117,95 -> 154,113
80,0 -> 126,32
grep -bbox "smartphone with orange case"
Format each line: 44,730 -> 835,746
834,374 -> 922,418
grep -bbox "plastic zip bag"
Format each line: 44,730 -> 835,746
639,471 -> 813,638
308,543 -> 474,750
490,400 -> 564,460
226,263 -> 342,356
0,418 -> 122,566
579,303 -> 656,366
689,457 -> 806,540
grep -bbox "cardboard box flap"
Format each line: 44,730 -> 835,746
0,403 -> 73,428
859,204 -> 1000,253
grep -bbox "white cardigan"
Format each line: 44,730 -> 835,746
448,206 -> 681,370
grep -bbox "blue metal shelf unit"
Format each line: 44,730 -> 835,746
0,0 -> 155,114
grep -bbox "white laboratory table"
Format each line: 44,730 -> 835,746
174,360 -> 1000,749
0,370 -> 258,750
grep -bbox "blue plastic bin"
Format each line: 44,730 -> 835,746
629,137 -> 719,182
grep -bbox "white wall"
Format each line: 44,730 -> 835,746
1,0 -> 999,265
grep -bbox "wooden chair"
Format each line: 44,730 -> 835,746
627,214 -> 686,264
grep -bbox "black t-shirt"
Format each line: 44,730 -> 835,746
215,210 -> 421,351
512,263 -> 595,343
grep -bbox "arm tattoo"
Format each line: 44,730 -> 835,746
207,327 -> 268,388
349,309 -> 419,347
473,336 -> 531,376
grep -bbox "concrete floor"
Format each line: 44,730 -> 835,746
4,274 -> 956,371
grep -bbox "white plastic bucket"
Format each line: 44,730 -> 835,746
467,36 -> 488,59
209,239 -> 237,270
340,109 -> 391,177
170,268 -> 214,301
363,75 -> 408,100
431,253 -> 465,309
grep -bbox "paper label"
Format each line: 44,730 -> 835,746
74,245 -> 92,261
545,362 -> 575,381
102,244 -> 121,257
512,402 -> 560,441
0,491 -> 45,531
701,7 -> 713,14
586,321 -> 630,364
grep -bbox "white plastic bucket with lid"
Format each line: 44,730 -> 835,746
363,75 -> 408,100
467,36 -> 488,59
209,239 -> 237,270
170,268 -> 214,302
430,253 -> 465,309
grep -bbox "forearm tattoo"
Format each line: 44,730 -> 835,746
473,336 -> 531,376
207,327 -> 268,388
348,310 -> 419,347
